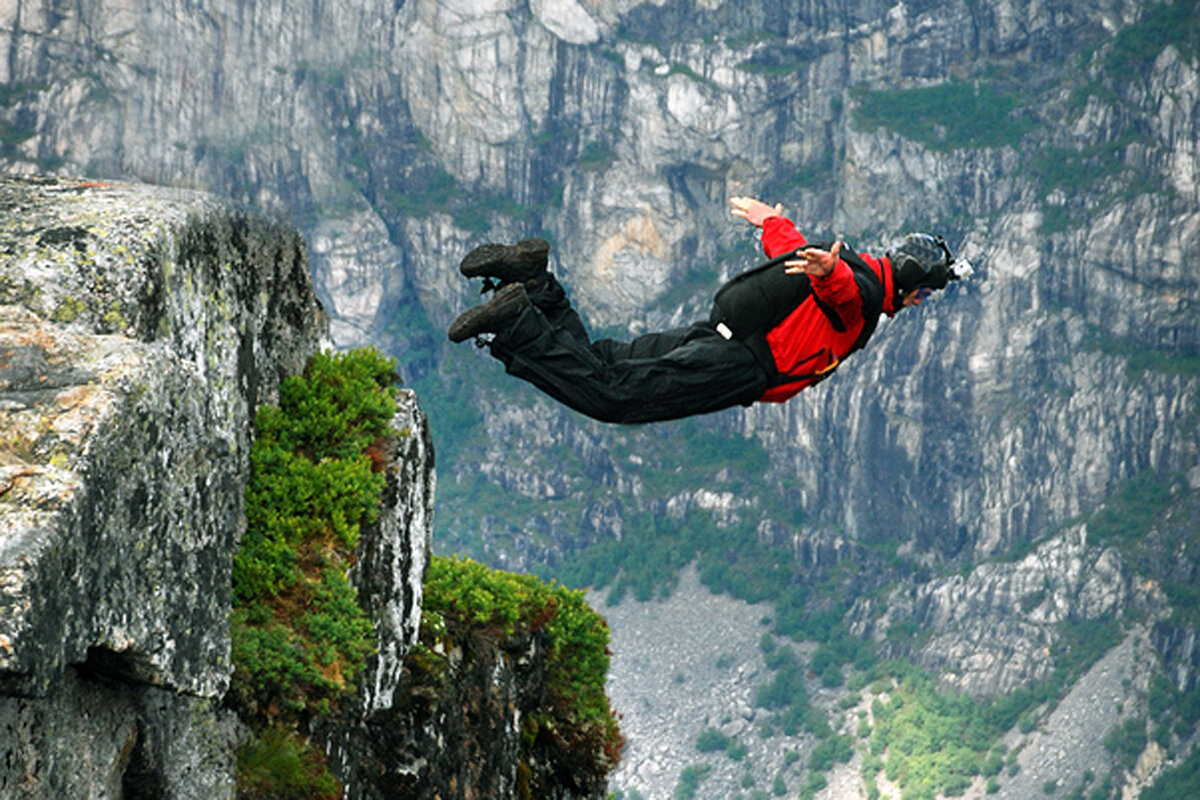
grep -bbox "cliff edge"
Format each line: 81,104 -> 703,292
0,175 -> 327,796
0,175 -> 610,800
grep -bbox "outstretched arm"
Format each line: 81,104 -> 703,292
789,241 -> 863,325
784,241 -> 842,278
731,196 -> 808,256
729,196 -> 783,227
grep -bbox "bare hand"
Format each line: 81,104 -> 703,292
729,196 -> 783,228
784,241 -> 842,278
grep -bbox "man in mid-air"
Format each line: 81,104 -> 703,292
448,196 -> 973,424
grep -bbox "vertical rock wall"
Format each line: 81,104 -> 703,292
349,389 -> 436,717
3,0 -> 1195,571
314,391 -> 443,800
0,175 -> 325,798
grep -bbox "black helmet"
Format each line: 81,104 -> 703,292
889,233 -> 951,292
887,233 -> 974,305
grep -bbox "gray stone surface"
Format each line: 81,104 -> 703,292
0,175 -> 324,798
321,388 -> 439,799
597,566 -> 820,800
350,389 -> 436,717
994,629 -> 1159,800
854,525 -> 1160,697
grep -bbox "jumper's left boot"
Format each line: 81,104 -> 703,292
448,282 -> 530,343
459,238 -> 549,285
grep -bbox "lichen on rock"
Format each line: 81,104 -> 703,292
0,175 -> 325,797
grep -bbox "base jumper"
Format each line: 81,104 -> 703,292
447,197 -> 973,424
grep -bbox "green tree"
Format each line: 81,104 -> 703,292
695,728 -> 730,753
674,764 -> 712,800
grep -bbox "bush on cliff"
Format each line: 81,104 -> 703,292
419,554 -> 624,795
231,347 -> 399,798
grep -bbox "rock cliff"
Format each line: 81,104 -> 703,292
0,175 -> 324,796
0,177 -> 599,800
6,0 -> 1192,573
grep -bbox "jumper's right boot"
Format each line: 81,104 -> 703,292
459,238 -> 549,285
448,282 -> 530,343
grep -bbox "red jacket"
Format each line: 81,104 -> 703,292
757,216 -> 895,403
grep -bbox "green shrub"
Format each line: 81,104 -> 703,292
695,728 -> 730,753
1054,617 -> 1122,676
1103,718 -> 1148,772
1082,469 -> 1174,546
1102,0 -> 1200,78
235,724 -> 341,800
231,347 -> 399,792
421,554 -> 623,785
1142,744 -> 1200,800
811,644 -> 846,688
754,662 -> 805,711
674,764 -> 711,800
234,349 -> 398,603
851,79 -> 1034,151
809,735 -> 854,773
726,737 -> 748,761
798,782 -> 824,800
578,140 -> 615,171
867,663 -> 1011,800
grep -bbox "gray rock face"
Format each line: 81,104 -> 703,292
0,175 -> 324,797
4,0 -> 1196,566
853,526 -> 1162,696
322,629 -> 551,800
596,567 -> 788,800
319,388 -> 440,800
349,389 -> 436,717
0,673 -> 241,800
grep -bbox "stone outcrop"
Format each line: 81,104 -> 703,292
0,174 -> 603,800
346,390 -> 435,719
323,629 -> 554,800
852,525 -> 1162,696
0,175 -> 325,796
317,388 -> 441,799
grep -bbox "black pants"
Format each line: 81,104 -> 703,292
488,275 -> 770,424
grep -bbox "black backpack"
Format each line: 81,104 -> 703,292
711,242 -> 884,384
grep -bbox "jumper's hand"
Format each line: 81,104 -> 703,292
729,196 -> 783,228
785,241 -> 842,278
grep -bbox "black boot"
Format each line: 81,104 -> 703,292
448,282 -> 530,343
459,238 -> 549,284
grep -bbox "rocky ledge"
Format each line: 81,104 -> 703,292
0,175 -> 324,797
0,174 -> 608,800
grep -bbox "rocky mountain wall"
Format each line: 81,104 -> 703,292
3,0 -> 1200,778
853,525 -> 1152,696
0,175 -> 604,799
4,0 -> 1196,563
0,175 -> 325,796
